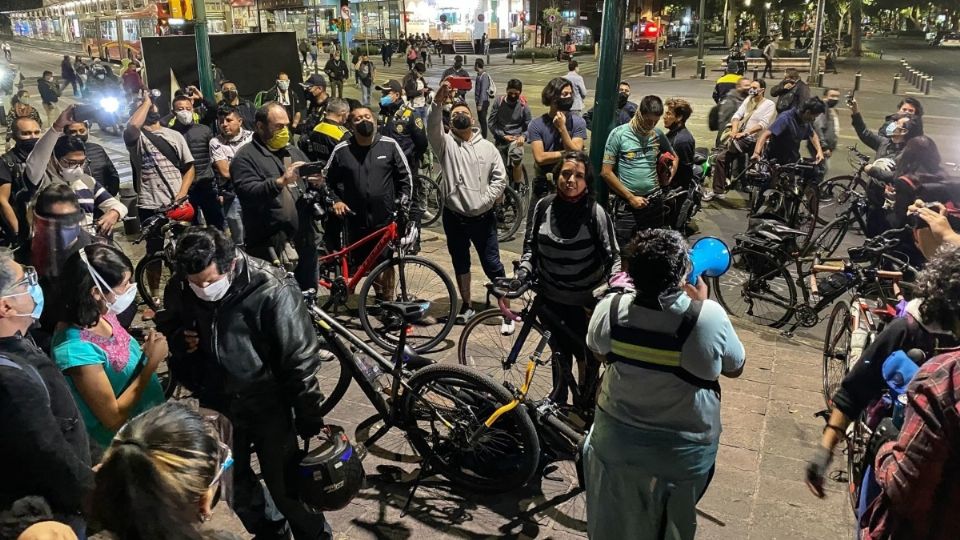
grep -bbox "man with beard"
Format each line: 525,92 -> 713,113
601,95 -> 677,245
64,121 -> 121,196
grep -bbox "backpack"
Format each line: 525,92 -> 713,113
531,194 -> 612,272
708,103 -> 721,131
484,73 -> 497,99
775,85 -> 798,113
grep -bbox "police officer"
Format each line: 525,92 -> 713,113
377,79 -> 427,250
297,74 -> 329,140
300,97 -> 349,163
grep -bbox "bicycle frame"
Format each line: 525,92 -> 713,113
318,221 -> 398,293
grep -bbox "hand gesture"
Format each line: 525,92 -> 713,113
333,201 -> 352,217
847,98 -> 859,115
53,105 -> 76,131
552,111 -> 567,131
278,161 -> 304,188
96,209 -> 120,236
434,81 -> 452,105
142,329 -> 169,373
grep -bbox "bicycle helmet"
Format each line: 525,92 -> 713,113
288,425 -> 364,512
165,201 -> 196,223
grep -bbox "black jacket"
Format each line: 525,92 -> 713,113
37,78 -> 59,105
231,137 -> 309,246
770,78 -> 810,113
157,253 -> 325,432
82,141 -> 121,196
169,120 -> 215,182
300,118 -> 348,163
666,125 -> 696,188
851,112 -> 906,162
380,102 -> 428,169
261,87 -> 305,127
324,134 -> 412,232
0,333 -> 93,515
324,59 -> 349,82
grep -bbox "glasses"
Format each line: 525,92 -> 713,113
3,266 -> 37,294
209,441 -> 234,488
60,158 -> 87,168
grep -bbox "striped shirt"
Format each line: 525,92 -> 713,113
70,173 -> 128,226
520,198 -> 620,306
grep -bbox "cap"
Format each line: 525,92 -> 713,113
302,73 -> 327,89
375,79 -> 402,93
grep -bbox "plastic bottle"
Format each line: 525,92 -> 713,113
848,306 -> 870,366
356,351 -> 389,392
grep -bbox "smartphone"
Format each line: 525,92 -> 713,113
446,76 -> 472,91
846,91 -> 856,106
299,161 -> 326,178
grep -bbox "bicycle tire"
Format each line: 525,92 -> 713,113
712,246 -> 796,328
795,184 -> 820,251
822,301 -> 851,409
847,415 -> 870,512
357,255 -> 458,353
496,187 -> 524,242
457,308 -> 555,403
401,363 -> 540,494
810,217 -> 850,258
419,174 -> 443,227
310,318 -> 354,418
817,174 -> 856,223
134,253 -> 171,312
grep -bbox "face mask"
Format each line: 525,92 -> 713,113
145,110 -> 162,125
454,62 -> 462,69
380,95 -> 394,107
748,88 -> 759,96
16,138 -> 38,153
223,90 -> 238,102
80,249 -> 135,315
885,122 -> 899,136
451,114 -> 472,130
189,274 -> 231,302
69,133 -> 88,143
175,110 -> 194,125
825,99 -> 839,108
264,126 -> 290,151
107,285 -> 137,314
61,165 -> 84,182
505,95 -> 519,105
617,93 -> 629,108
277,80 -> 290,91
556,96 -> 574,111
355,120 -> 375,137
3,282 -> 44,320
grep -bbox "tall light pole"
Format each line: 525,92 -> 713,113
696,0 -> 706,74
808,0 -> 825,83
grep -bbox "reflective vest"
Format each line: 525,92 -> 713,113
607,293 -> 721,397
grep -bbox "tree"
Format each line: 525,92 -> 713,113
851,0 -> 862,55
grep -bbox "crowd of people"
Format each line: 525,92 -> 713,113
1,36 -> 959,540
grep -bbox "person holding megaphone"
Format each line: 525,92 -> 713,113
583,228 -> 745,540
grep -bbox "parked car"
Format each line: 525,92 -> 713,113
941,33 -> 960,47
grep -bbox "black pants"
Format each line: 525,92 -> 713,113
189,179 -> 226,230
245,229 -> 318,291
612,193 -> 665,247
762,54 -> 773,78
441,208 -> 505,280
231,409 -> 332,540
539,297 -> 599,409
476,101 -> 490,139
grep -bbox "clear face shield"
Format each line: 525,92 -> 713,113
31,210 -> 87,279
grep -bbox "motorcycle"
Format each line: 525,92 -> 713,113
74,89 -> 126,136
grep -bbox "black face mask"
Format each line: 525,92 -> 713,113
556,96 -> 574,112
617,93 -> 629,108
16,138 -> 38,153
451,114 -> 472,130
505,95 -> 519,105
222,90 -> 238,102
69,133 -> 88,144
145,110 -> 162,125
454,62 -> 462,70
355,120 -> 375,137
826,99 -> 839,108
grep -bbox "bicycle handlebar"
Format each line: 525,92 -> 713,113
487,278 -> 532,300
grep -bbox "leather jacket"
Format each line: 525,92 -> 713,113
156,252 -> 326,432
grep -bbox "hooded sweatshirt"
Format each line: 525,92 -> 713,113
427,103 -> 506,216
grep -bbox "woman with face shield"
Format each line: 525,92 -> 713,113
51,243 -> 167,448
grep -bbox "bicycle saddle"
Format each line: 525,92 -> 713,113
401,345 -> 434,370
379,300 -> 431,323
747,218 -> 806,241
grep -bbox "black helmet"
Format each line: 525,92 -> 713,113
288,425 -> 365,511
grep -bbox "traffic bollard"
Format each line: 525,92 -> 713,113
753,69 -> 759,80
854,71 -> 861,92
668,54 -> 673,67
671,64 -> 677,78
699,65 -> 706,79
512,52 -> 516,64
879,49 -> 884,60
486,53 -> 490,65
645,63 -> 653,76
926,77 -> 933,95
892,74 -> 900,94
817,71 -> 824,87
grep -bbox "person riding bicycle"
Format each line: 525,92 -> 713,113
805,248 -> 960,500
488,79 -> 532,188
751,97 -> 826,168
583,228 -> 745,540
155,227 -> 331,540
514,151 -> 619,408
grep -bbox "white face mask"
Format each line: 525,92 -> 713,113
107,284 -> 137,314
80,249 -> 136,315
175,110 -> 194,125
61,165 -> 84,182
189,274 -> 231,302
277,80 -> 290,91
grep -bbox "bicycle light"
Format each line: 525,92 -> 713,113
99,96 -> 120,113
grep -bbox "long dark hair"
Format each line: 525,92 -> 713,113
550,151 -> 595,203
895,135 -> 942,178
60,243 -> 132,327
93,402 -> 220,540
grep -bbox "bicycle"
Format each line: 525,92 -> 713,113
133,201 -> 194,313
748,157 -> 822,249
306,292 -> 541,505
316,211 -> 457,353
807,184 -> 871,258
818,145 -> 872,223
713,225 -> 912,337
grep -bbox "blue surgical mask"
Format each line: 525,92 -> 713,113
380,95 -> 394,107
3,282 -> 44,320
885,122 -> 898,136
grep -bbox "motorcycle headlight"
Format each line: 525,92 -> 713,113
99,97 -> 120,113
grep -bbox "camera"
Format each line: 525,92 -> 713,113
846,91 -> 856,106
301,186 -> 333,220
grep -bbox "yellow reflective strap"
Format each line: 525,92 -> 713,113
609,340 -> 682,367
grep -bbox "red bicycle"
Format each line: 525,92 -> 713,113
317,216 -> 457,353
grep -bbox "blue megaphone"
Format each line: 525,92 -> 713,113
688,236 -> 731,285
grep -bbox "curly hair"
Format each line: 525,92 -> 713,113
541,77 -> 572,107
623,229 -> 689,302
917,244 -> 960,331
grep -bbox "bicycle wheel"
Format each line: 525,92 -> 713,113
419,174 -> 443,227
402,363 -> 540,494
712,246 -> 796,328
357,255 -> 458,353
134,253 -> 172,312
818,174 -> 855,222
846,415 -> 870,512
810,217 -> 850,258
496,187 -> 524,242
794,184 -> 820,250
822,301 -> 851,409
457,308 -> 555,403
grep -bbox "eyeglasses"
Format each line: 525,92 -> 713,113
60,158 -> 87,168
208,440 -> 234,488
2,266 -> 37,295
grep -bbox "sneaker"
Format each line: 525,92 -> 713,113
701,190 -> 715,202
455,308 -> 477,325
500,319 -> 516,335
703,191 -> 725,202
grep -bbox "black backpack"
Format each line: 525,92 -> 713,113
707,103 -> 721,131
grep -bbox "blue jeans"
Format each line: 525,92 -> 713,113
225,197 -> 244,245
360,83 -> 372,105
584,407 -> 717,540
441,208 -> 505,280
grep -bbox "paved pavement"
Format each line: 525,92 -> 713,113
7,39 -> 942,538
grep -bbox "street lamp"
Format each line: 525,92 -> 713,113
744,0 -> 751,6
